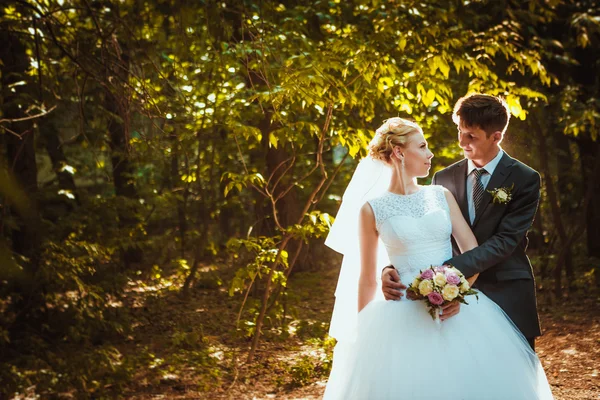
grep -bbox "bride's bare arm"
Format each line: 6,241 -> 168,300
358,202 -> 379,312
443,189 -> 479,285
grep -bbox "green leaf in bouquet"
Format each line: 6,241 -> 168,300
428,307 -> 437,320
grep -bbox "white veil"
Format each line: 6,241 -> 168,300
324,156 -> 392,343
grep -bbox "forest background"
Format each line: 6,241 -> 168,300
0,0 -> 599,399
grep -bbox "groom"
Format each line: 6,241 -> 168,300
381,94 -> 541,349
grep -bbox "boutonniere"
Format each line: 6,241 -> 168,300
487,183 -> 514,205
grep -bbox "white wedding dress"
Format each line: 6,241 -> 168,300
324,185 -> 553,400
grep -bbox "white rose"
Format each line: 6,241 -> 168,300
433,273 -> 447,287
497,190 -> 508,201
450,266 -> 462,276
460,280 -> 470,292
442,285 -> 460,301
418,280 -> 433,296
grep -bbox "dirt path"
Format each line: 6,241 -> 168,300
123,264 -> 600,400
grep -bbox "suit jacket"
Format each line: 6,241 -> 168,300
432,151 -> 542,338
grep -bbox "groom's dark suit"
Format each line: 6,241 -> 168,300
432,151 -> 542,340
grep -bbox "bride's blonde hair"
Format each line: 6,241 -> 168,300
368,118 -> 423,164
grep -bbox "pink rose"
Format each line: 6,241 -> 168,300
446,273 -> 461,285
421,269 -> 434,280
427,292 -> 444,306
434,266 -> 445,273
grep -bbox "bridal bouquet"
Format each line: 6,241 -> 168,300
406,265 -> 478,321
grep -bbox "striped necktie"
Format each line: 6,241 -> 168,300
472,168 -> 488,219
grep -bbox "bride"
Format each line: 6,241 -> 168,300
323,118 -> 553,399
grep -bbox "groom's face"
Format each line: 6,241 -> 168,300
457,121 -> 500,166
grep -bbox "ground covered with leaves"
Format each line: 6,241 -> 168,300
108,261 -> 599,400
9,260 -> 597,400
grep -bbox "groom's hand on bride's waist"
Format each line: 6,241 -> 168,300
381,266 -> 407,301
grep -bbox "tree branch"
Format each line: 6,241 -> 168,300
0,105 -> 57,126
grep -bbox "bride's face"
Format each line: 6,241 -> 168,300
395,132 -> 434,178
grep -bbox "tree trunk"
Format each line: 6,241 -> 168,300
570,25 -> 600,256
553,129 -> 575,291
168,130 -> 188,260
532,111 -> 568,299
106,91 -> 136,199
0,21 -> 40,266
578,137 -> 600,259
105,45 -> 141,266
0,15 -> 45,330
40,114 -> 78,196
263,119 -> 305,274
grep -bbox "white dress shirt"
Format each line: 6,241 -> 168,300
466,149 -> 504,224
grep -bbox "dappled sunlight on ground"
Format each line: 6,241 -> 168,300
536,304 -> 600,400
120,260 -> 599,400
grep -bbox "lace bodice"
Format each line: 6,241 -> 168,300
368,185 -> 453,282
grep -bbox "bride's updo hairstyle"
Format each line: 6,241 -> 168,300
368,118 -> 423,164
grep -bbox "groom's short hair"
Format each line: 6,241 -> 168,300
452,94 -> 510,136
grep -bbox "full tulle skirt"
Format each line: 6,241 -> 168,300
323,293 -> 554,400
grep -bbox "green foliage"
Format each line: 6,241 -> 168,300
289,355 -> 317,387
227,236 -> 289,296
288,336 -> 336,387
1,345 -> 140,399
286,211 -> 334,243
222,171 -> 266,198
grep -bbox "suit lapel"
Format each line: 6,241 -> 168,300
472,152 -> 515,227
453,160 -> 471,227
